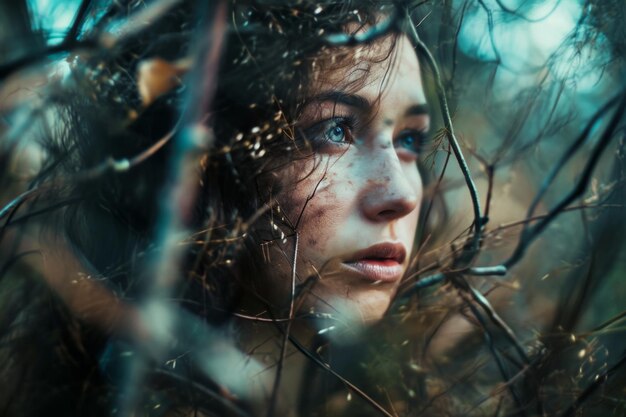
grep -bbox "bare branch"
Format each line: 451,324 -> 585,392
267,232 -> 299,417
323,4 -> 403,46
560,349 -> 626,417
493,0 -> 565,23
406,10 -> 483,256
504,92 -> 626,269
289,335 -> 396,417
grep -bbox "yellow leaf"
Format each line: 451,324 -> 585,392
137,57 -> 188,107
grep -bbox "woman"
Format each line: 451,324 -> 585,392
0,1 -> 433,416
176,3 -> 434,332
233,26 -> 428,323
5,1 -> 626,416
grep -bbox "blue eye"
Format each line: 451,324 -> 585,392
396,131 -> 426,154
324,123 -> 347,143
400,135 -> 416,149
299,116 -> 355,152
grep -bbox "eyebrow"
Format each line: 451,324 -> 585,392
307,91 -> 370,110
305,91 -> 430,117
405,104 -> 430,117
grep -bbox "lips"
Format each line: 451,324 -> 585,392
342,242 -> 407,283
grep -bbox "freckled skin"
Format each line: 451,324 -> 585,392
260,35 -> 429,324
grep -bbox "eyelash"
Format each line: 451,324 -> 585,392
303,116 -> 429,156
303,115 -> 357,150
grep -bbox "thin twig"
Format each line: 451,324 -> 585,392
523,93 -> 624,236
0,122 -> 178,243
267,232 -> 299,417
116,2 -> 229,415
460,291 -> 526,415
560,349 -> 626,417
464,284 -> 529,364
151,368 -> 253,417
504,92 -> 626,269
289,335 -> 395,417
323,4 -> 403,46
406,10 -> 483,256
65,0 -> 93,43
476,0 -> 502,64
0,39 -> 97,80
493,0 -> 564,23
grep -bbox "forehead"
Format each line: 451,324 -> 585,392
307,35 -> 423,100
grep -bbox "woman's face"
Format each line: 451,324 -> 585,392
262,35 -> 429,324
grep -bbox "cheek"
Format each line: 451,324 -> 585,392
278,159 -> 355,259
405,162 -> 423,200
406,165 -> 423,232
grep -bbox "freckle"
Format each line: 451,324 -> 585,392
308,238 -> 317,246
384,176 -> 390,182
347,163 -> 353,168
309,206 -> 326,219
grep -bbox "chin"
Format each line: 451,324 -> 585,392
308,285 -> 395,325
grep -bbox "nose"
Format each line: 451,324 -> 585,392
359,150 -> 420,223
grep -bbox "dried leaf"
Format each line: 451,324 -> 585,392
137,57 -> 190,106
